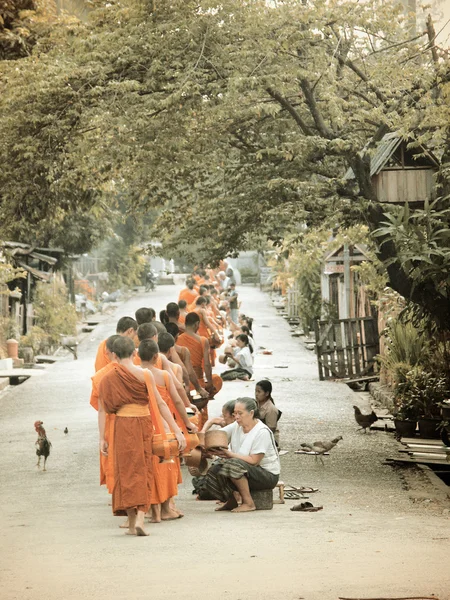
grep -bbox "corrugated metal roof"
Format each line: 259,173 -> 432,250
345,133 -> 439,180
344,133 -> 402,180
369,133 -> 402,176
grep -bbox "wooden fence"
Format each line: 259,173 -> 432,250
314,317 -> 379,381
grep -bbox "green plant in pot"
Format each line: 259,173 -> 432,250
396,367 -> 449,439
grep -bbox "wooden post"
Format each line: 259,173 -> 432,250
343,244 -> 351,319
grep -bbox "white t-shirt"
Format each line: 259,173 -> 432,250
233,346 -> 253,374
222,420 -> 280,475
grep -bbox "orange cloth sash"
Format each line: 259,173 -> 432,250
116,403 -> 150,417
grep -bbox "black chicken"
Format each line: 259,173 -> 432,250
353,406 -> 378,433
35,421 -> 52,471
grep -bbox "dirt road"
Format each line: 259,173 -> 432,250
0,285 -> 448,600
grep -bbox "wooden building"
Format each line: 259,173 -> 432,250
346,132 -> 439,204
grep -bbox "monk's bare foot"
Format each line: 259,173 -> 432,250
231,503 -> 256,513
135,525 -> 149,536
161,509 -> 182,521
215,497 -> 238,511
125,528 -> 137,535
119,519 -> 130,529
169,499 -> 184,518
147,505 -> 161,523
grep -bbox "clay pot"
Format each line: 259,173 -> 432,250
152,432 -> 179,459
205,429 -> 228,450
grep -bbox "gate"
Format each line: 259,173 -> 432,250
314,317 -> 379,381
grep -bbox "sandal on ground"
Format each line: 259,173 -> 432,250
290,502 -> 323,512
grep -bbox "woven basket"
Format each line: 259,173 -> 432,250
205,430 -> 228,450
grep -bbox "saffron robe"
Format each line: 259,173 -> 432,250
94,339 -> 110,372
99,364 -> 153,516
90,362 -> 115,491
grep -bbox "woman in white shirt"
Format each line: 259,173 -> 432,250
221,334 -> 254,381
203,397 -> 280,512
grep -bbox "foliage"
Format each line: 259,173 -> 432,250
374,199 -> 450,330
379,320 -> 429,380
395,367 -> 450,419
99,237 -> 146,291
0,0 -> 449,325
32,279 -> 77,345
19,325 -> 48,354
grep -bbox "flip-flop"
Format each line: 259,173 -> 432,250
290,502 -> 323,512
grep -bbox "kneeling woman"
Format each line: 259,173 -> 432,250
203,397 -> 280,512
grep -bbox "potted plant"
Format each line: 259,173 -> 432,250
392,398 -> 418,438
396,367 -> 448,439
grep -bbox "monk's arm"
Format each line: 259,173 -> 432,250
201,309 -> 218,333
203,339 -> 214,390
160,354 -> 192,408
149,377 -> 187,451
167,377 -> 197,431
98,400 -> 108,456
168,347 -> 190,389
181,347 -> 208,397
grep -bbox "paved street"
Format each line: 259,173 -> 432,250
0,284 -> 449,600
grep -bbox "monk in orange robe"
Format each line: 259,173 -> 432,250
139,339 -> 191,522
91,335 -> 120,493
178,300 -> 187,326
94,316 -> 138,372
161,326 -> 209,400
98,337 -> 186,535
193,296 -> 221,365
178,279 -> 199,305
177,313 -> 223,429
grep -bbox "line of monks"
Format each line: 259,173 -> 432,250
90,264 -> 232,536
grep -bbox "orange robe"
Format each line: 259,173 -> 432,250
90,362 -> 116,492
99,364 -> 153,516
145,370 -> 179,505
94,339 -> 110,372
177,333 -> 223,428
178,288 -> 199,305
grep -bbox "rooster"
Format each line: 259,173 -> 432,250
353,406 -> 378,433
300,436 -> 343,465
35,421 -> 52,471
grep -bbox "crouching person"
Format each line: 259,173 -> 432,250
203,397 -> 280,513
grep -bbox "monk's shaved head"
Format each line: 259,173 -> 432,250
135,307 -> 155,325
158,332 -> 175,354
178,300 -> 187,309
185,312 -> 200,327
138,339 -> 159,362
116,316 -> 137,334
106,335 -> 121,352
165,322 -> 179,339
153,321 -> 167,334
112,336 -> 135,359
137,322 -> 157,342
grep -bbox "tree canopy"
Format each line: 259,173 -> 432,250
1,0 -> 449,324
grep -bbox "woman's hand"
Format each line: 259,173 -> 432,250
186,422 -> 198,433
214,448 -> 233,459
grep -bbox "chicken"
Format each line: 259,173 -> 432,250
35,421 -> 52,471
300,436 -> 343,465
353,406 -> 378,432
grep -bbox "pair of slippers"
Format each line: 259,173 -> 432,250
290,502 -> 323,512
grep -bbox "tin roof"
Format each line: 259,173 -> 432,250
345,133 -> 439,180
